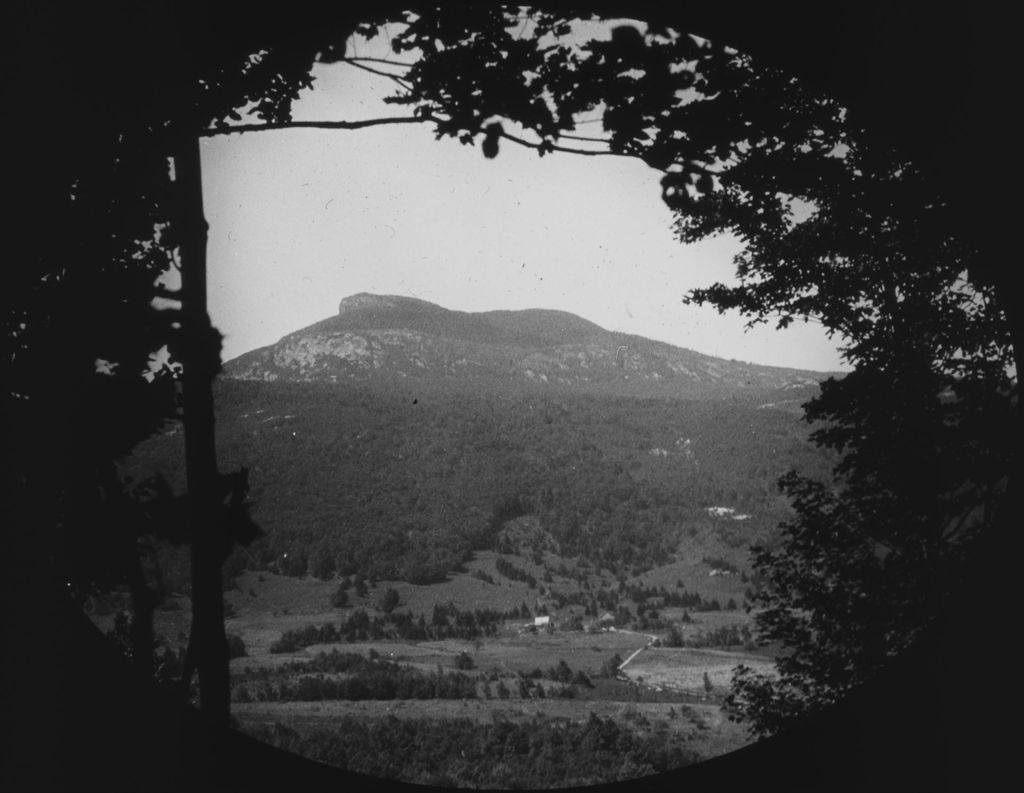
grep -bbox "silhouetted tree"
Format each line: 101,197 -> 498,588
379,588 -> 401,614
12,2 -> 1014,743
4,3 -> 186,682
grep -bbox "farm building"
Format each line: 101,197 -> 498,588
534,615 -> 550,627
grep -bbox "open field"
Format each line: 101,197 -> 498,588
231,628 -> 652,674
631,557 -> 750,599
92,554 -> 774,692
621,647 -> 777,690
88,545 -> 771,782
219,567 -> 770,769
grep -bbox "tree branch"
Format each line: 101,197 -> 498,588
152,285 -> 182,301
560,132 -> 613,144
200,116 -> 429,136
341,59 -> 413,91
199,110 -> 669,173
498,130 -> 622,159
344,56 -> 416,68
200,113 -> 630,163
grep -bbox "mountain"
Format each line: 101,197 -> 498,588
222,293 -> 838,397
136,293 -> 841,585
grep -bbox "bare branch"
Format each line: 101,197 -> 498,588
341,59 -> 413,91
344,56 -> 416,68
560,132 -> 613,144
200,116 -> 429,137
498,130 -> 623,159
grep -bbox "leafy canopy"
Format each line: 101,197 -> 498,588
9,3 -> 1013,733
189,5 -> 1016,731
302,7 -> 1015,734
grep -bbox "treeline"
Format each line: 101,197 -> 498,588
244,712 -> 698,788
234,650 -> 597,704
530,659 -> 593,688
234,652 -> 478,703
630,581 -> 738,612
269,604 -> 526,653
682,623 -> 757,650
702,555 -> 741,574
544,582 -> 735,621
662,621 -> 757,650
494,556 -> 537,587
270,589 -> 739,659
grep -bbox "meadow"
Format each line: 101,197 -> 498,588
218,546 -> 760,769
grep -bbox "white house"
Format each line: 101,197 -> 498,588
534,616 -> 550,627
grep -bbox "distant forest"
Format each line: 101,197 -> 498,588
129,379 -> 833,585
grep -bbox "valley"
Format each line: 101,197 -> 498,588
100,295 -> 837,785
92,554 -> 773,786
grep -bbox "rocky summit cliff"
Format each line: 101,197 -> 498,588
221,293 -> 834,396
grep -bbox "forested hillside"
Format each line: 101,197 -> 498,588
130,378 -> 833,585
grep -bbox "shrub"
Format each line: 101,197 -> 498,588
330,584 -> 349,609
270,635 -> 298,654
379,588 -> 400,614
599,654 -> 623,678
227,633 -> 247,659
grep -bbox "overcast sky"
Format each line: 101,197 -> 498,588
200,42 -> 851,373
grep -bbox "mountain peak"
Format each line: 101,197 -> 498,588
338,293 -> 393,313
224,294 -> 837,397
338,293 -> 439,315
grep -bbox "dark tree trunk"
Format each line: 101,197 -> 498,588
128,564 -> 158,678
175,130 -> 230,727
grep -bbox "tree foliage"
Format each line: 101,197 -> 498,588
138,379 -> 826,582
299,6 -> 1017,733
246,710 -> 695,788
652,36 -> 1015,732
9,2 -> 1014,741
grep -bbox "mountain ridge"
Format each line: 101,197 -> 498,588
222,293 -> 841,397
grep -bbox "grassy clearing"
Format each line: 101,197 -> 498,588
228,555 -> 584,625
227,570 -> 338,617
629,557 -> 749,601
88,543 -> 767,776
228,629 -> 651,677
453,629 -> 648,675
622,647 -> 777,692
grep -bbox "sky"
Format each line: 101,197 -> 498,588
200,36 -> 851,373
